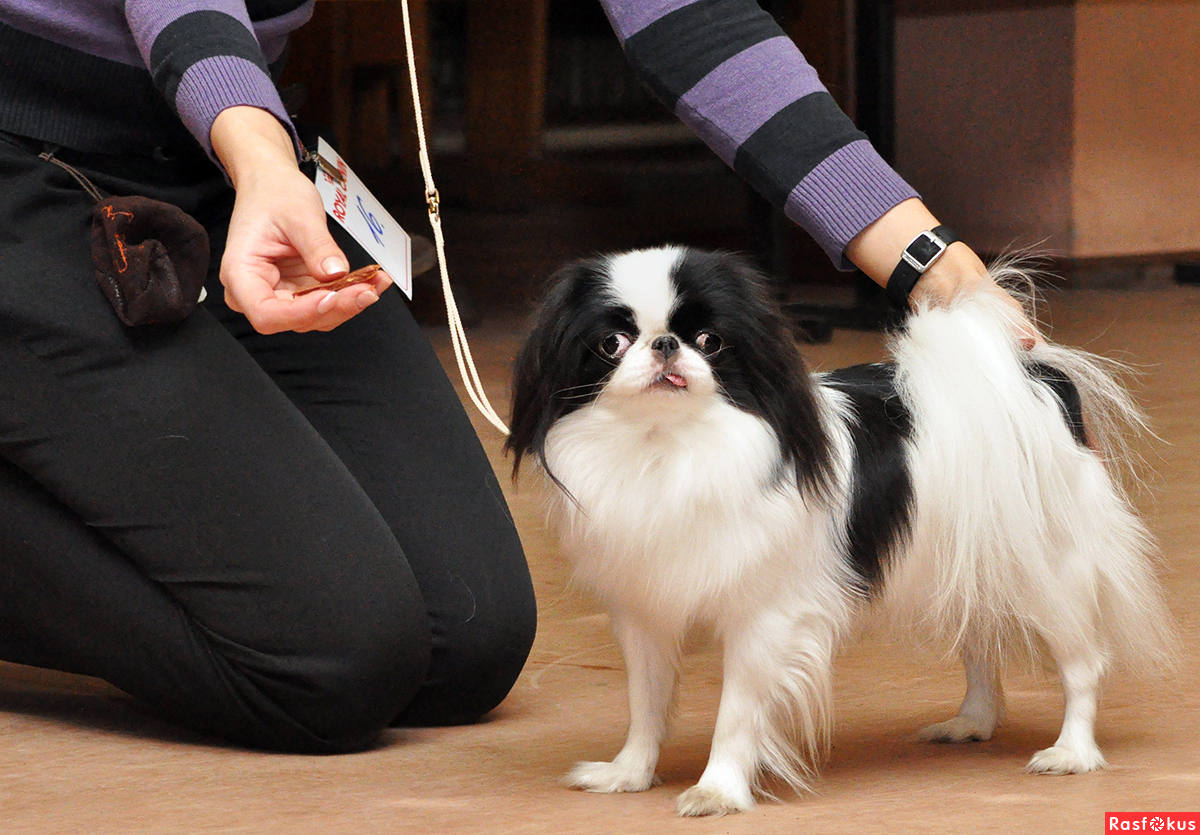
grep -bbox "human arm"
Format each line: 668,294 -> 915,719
210,105 -> 390,334
124,2 -> 387,333
598,0 -> 1035,329
846,198 -> 1034,343
123,0 -> 311,166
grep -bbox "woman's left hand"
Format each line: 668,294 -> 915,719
846,197 -> 1040,349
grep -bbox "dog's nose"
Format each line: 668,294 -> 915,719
651,335 -> 679,359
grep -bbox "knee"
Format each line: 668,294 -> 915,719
455,590 -> 538,720
397,569 -> 537,727
247,584 -> 435,753
304,629 -> 435,752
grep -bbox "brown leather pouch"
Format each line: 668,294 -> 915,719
90,195 -> 209,326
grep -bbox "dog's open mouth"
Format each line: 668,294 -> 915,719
650,372 -> 688,390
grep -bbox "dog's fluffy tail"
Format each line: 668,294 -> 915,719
885,270 -> 1177,675
988,258 -> 1152,481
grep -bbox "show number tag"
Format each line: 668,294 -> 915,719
312,137 -> 412,299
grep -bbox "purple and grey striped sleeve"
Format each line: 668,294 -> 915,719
123,0 -> 312,164
598,0 -> 918,268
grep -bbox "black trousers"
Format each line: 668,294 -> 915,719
0,132 -> 535,753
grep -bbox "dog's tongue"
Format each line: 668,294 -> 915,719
664,372 -> 687,388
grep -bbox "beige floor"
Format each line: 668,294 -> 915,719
2,284 -> 1197,833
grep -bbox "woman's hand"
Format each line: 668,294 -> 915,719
846,198 -> 1038,348
210,106 -> 392,334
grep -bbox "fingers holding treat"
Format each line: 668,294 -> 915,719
293,264 -> 387,296
232,265 -> 392,334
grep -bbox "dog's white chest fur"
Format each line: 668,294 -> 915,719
543,397 -> 824,625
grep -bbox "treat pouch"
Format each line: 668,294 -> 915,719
91,195 -> 209,326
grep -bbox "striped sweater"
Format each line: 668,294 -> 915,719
600,0 -> 918,266
0,0 -> 311,161
0,0 -> 915,266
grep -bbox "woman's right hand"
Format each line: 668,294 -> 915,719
211,106 -> 391,335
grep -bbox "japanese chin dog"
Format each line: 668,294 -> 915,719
504,246 -> 1175,817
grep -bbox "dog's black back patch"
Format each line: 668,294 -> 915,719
1025,362 -> 1088,446
822,360 -> 1085,594
821,363 -> 914,594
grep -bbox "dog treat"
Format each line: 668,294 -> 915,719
293,264 -> 381,296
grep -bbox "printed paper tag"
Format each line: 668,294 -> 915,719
312,137 -> 412,299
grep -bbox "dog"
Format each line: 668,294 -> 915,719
505,246 -> 1176,817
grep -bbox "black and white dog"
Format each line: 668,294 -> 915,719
505,246 -> 1175,817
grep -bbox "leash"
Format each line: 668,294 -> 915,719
398,0 -> 511,436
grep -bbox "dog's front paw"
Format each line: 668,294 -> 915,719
1025,745 -> 1106,775
675,785 -> 754,817
563,761 -> 657,793
918,715 -> 995,743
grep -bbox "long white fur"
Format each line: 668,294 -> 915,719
887,291 -> 1176,778
541,250 -> 1176,816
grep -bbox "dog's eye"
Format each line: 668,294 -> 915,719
600,332 -> 633,359
694,331 -> 722,355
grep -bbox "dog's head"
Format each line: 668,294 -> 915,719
505,246 -> 831,491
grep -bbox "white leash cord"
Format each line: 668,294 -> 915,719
398,0 -> 511,436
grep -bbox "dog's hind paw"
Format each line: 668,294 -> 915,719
562,761 -> 657,793
675,785 -> 753,817
1025,745 -> 1107,775
918,715 -> 995,743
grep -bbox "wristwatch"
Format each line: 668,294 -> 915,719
886,224 -> 959,309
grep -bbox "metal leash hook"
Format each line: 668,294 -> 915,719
399,0 -> 510,436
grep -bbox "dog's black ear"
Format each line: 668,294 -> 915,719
505,257 -> 606,480
677,249 -> 834,497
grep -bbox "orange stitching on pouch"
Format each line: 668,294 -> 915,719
102,206 -> 134,274
112,233 -> 130,273
102,205 -> 132,222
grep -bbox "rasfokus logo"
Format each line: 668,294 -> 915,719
1107,814 -> 1200,832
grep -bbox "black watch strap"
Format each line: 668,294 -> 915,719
885,224 -> 959,309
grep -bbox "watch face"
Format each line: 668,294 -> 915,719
908,233 -> 944,267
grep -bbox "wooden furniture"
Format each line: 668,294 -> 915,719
285,0 -> 431,169
290,1 -> 550,194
